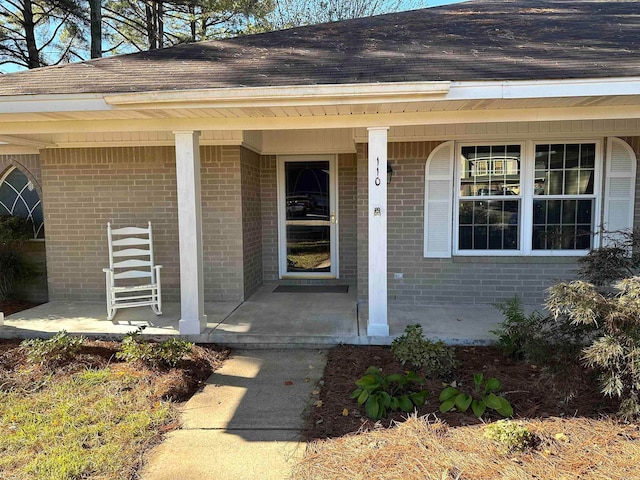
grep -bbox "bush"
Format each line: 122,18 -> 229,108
542,229 -> 640,418
20,331 -> 84,366
577,229 -> 640,287
493,297 -> 591,365
484,420 -> 533,453
391,324 -> 458,378
116,327 -> 193,368
547,278 -> 640,419
350,366 -> 429,420
0,215 -> 35,303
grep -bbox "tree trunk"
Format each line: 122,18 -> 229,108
89,0 -> 102,58
22,0 -> 40,68
145,2 -> 157,49
157,1 -> 163,48
189,4 -> 196,42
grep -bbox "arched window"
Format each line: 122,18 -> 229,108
0,166 -> 44,239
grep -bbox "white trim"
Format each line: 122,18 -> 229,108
104,82 -> 451,108
1,77 -> 640,115
451,139 -> 603,257
447,77 -> 640,101
276,154 -> 338,279
4,105 -> 640,134
0,94 -> 109,114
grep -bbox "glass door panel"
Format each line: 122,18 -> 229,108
284,160 -> 334,274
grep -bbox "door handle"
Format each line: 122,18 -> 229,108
330,211 -> 337,224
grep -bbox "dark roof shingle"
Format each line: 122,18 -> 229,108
0,0 -> 638,96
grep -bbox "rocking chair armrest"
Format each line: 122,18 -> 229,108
102,268 -> 113,273
154,265 -> 163,269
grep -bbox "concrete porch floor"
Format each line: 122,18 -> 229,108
0,284 -> 525,345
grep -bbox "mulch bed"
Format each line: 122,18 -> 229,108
304,345 -> 618,440
0,300 -> 42,316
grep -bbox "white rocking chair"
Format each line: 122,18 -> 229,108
103,222 -> 162,321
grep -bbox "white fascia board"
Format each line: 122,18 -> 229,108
106,77 -> 640,108
0,93 -> 110,114
104,82 -> 451,108
0,77 -> 638,116
447,77 -> 640,101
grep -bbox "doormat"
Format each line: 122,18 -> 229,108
273,285 -> 349,293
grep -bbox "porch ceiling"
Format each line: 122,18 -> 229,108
2,94 -> 640,124
2,92 -> 640,151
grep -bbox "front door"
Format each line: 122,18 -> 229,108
278,156 -> 338,278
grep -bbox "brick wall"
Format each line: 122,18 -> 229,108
41,147 -> 181,301
357,142 -> 579,306
240,147 -> 263,298
338,153 -> 358,281
260,155 -> 278,281
201,146 -> 244,301
41,146 -> 245,303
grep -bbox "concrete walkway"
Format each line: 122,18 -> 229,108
141,349 -> 328,480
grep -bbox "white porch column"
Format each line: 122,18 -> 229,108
367,127 -> 390,336
174,130 -> 207,335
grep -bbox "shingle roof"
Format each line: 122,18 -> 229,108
0,0 -> 638,96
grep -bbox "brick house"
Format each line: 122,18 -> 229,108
1,0 -> 639,337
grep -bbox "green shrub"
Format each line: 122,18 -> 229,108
391,324 -> 458,378
484,420 -> 533,453
577,229 -> 640,287
439,373 -> 513,418
543,229 -> 640,419
116,327 -> 193,368
0,215 -> 35,303
20,331 -> 84,366
493,297 -> 590,364
350,366 -> 429,420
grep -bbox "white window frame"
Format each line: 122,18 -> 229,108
453,139 -> 603,256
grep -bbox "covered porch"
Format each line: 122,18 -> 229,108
0,284 -> 503,345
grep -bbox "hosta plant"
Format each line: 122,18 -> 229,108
351,366 -> 429,420
439,373 -> 513,418
391,324 -> 458,378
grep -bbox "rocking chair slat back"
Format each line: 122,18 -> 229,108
103,221 -> 162,321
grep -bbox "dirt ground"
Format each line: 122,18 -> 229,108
304,345 -> 618,440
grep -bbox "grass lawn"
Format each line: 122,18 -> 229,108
0,338 -> 227,480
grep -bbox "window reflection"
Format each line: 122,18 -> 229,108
0,167 -> 44,239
